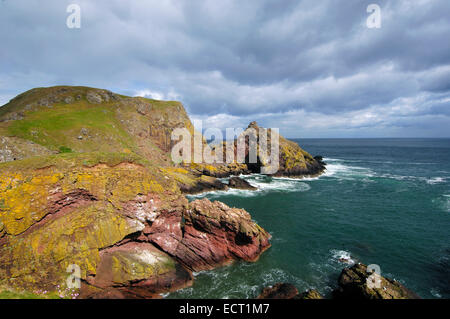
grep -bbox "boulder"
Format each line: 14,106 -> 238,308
333,263 -> 420,299
86,91 -> 103,104
81,242 -> 193,298
64,96 -> 74,104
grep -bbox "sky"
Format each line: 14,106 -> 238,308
1,0 -> 450,138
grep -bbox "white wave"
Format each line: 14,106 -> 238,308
323,163 -> 375,180
323,157 -> 343,162
187,188 -> 260,199
248,178 -> 311,193
258,268 -> 306,292
188,175 -> 312,199
330,250 -> 356,265
378,174 -> 447,184
324,158 -> 448,184
426,177 -> 446,185
274,175 -> 320,182
430,288 -> 442,299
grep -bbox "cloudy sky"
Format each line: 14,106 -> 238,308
1,0 -> 450,137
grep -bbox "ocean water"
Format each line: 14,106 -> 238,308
168,138 -> 450,299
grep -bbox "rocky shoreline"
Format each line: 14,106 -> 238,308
257,263 -> 420,300
0,86 -> 420,300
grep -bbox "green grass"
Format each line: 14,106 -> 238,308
58,146 -> 73,153
0,151 -> 149,171
0,85 -> 190,168
6,102 -> 136,153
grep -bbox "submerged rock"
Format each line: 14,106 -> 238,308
257,283 -> 299,299
333,263 -> 420,299
257,283 -> 323,299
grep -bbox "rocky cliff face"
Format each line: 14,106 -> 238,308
193,121 -> 325,179
0,86 -> 273,298
0,158 -> 270,298
0,86 -> 197,166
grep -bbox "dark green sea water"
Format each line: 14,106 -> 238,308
169,138 -> 450,299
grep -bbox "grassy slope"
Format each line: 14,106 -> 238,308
0,86 -> 189,168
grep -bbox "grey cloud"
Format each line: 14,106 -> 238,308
0,0 -> 449,137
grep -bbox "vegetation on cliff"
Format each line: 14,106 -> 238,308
0,86 -> 274,298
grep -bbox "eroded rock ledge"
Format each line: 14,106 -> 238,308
146,199 -> 271,272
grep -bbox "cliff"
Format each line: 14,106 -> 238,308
0,86 -> 273,298
0,85 -> 319,298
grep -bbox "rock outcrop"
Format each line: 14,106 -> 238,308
178,174 -> 228,194
197,122 -> 325,179
0,136 -> 56,163
0,159 -> 270,298
239,121 -> 325,178
228,177 -> 257,190
333,263 -> 420,299
145,199 -> 271,271
257,263 -> 422,300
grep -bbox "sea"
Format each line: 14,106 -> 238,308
168,138 -> 450,299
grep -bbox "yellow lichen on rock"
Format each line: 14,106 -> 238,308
0,159 -> 184,292
0,201 -> 143,290
0,172 -> 64,235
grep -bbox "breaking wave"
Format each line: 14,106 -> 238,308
167,264 -> 305,299
323,158 -> 448,185
188,174 -> 311,200
330,249 -> 356,266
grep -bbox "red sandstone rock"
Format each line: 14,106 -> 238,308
146,198 -> 271,271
